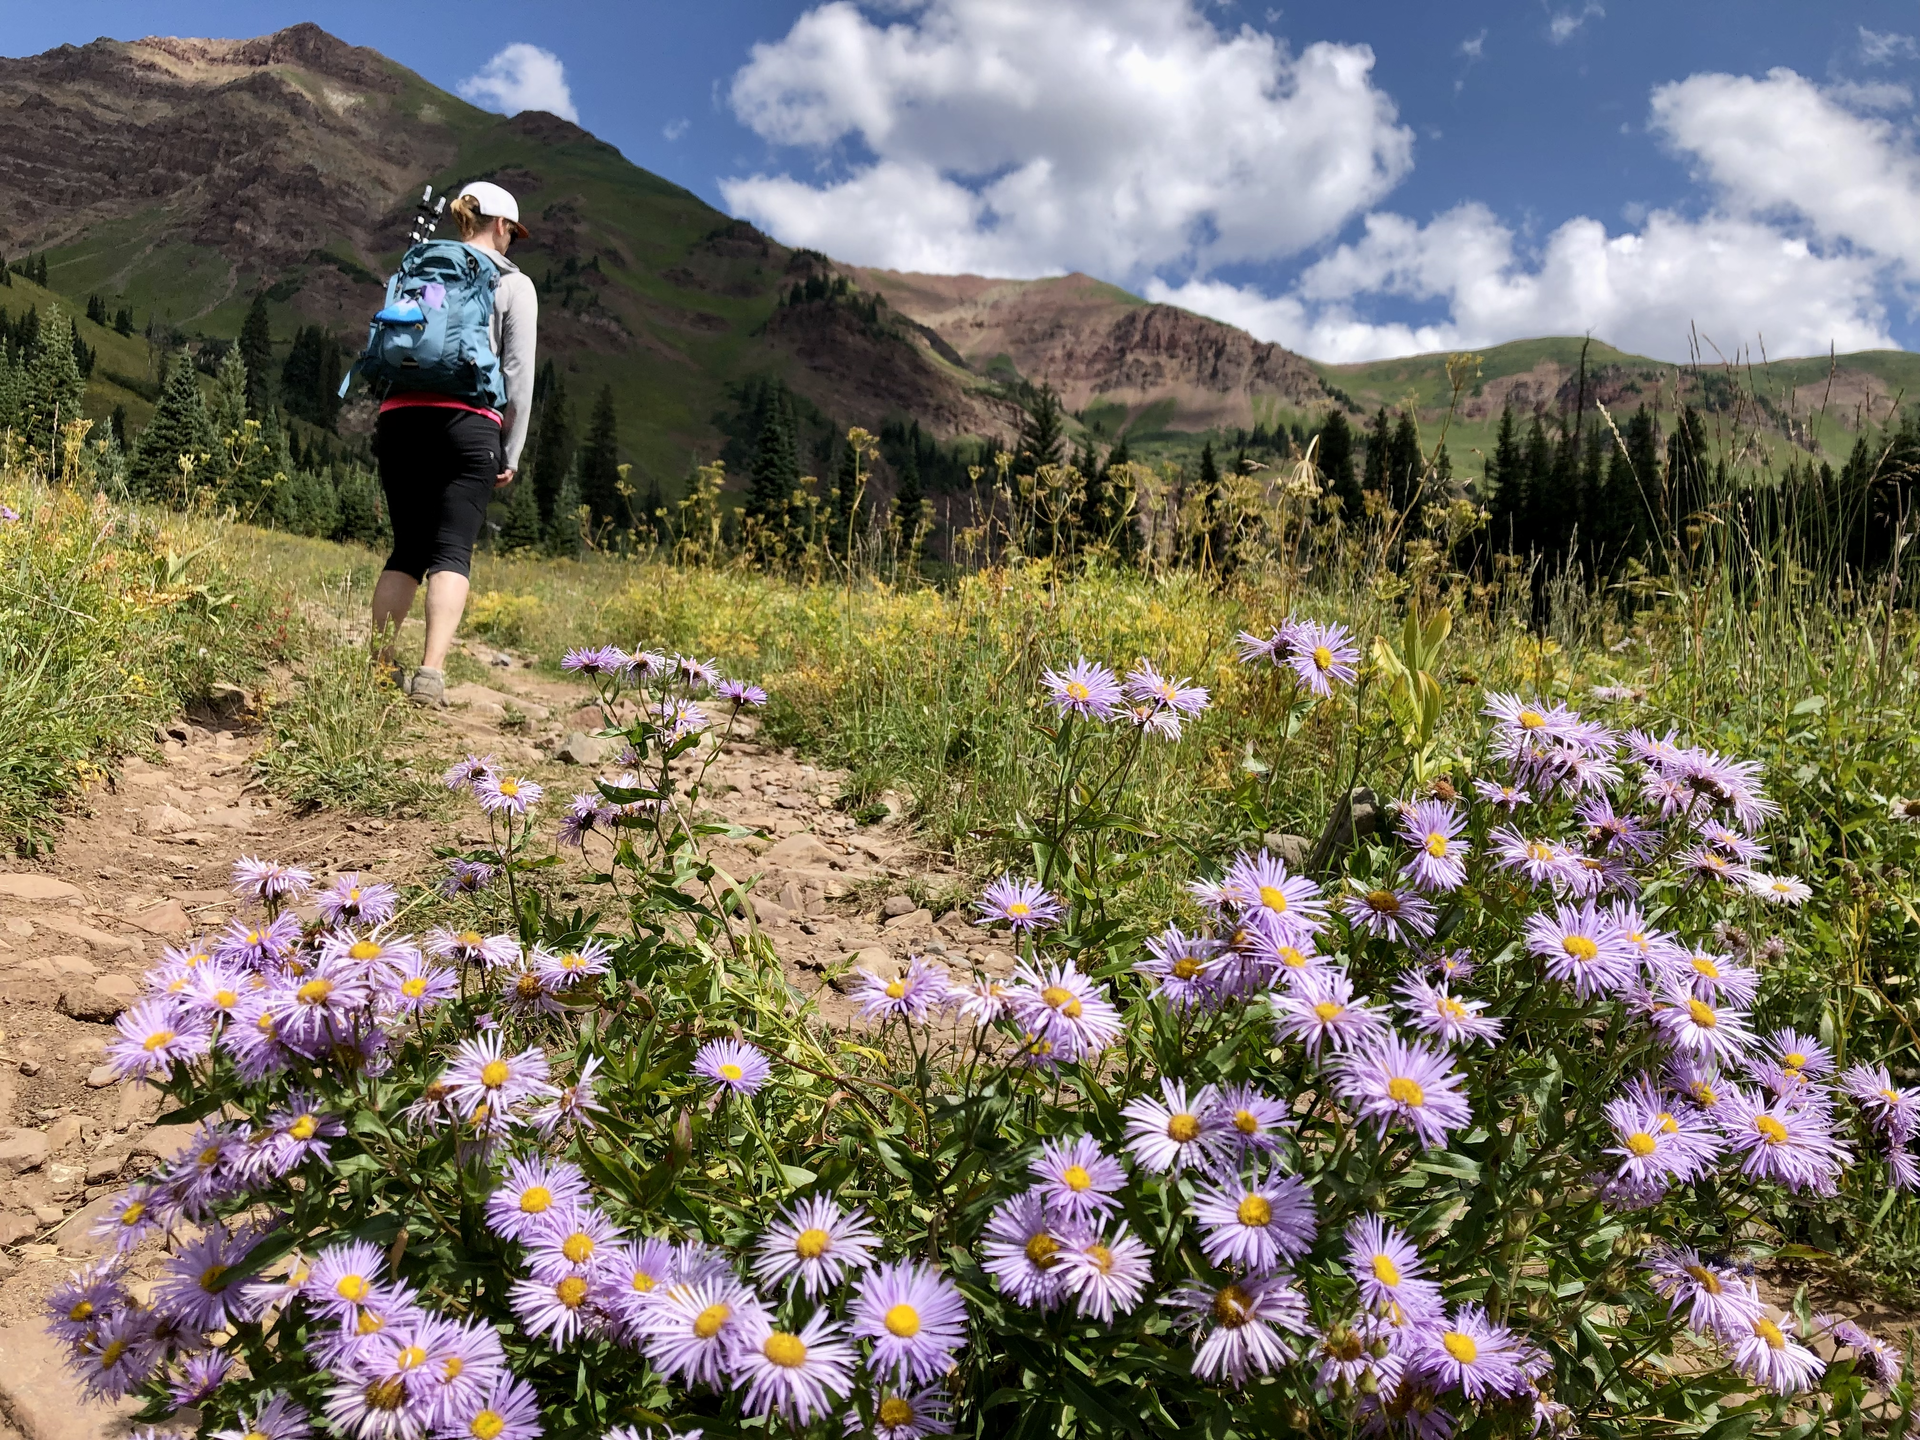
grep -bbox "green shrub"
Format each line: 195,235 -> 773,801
252,642 -> 436,814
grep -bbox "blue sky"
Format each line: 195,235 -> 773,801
12,2 -> 1920,361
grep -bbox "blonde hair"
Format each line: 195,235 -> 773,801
448,193 -> 486,240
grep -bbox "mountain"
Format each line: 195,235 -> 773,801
0,23 -> 1909,485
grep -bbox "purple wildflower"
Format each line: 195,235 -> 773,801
1335,1034 -> 1473,1150
1398,799 -> 1469,892
850,1261 -> 969,1386
975,875 -> 1063,932
1040,659 -> 1124,720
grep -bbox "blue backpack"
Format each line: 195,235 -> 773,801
340,240 -> 506,408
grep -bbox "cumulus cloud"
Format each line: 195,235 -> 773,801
719,0 -> 1412,278
459,43 -> 579,123
1150,205 -> 1891,363
1547,2 -> 1605,44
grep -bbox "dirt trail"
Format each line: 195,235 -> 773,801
0,640 -> 1003,1440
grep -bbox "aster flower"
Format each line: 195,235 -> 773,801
1524,901 -> 1638,1000
1716,1088 -> 1848,1193
652,698 -> 711,741
732,1309 -> 857,1425
714,678 -> 769,708
629,649 -> 672,680
1345,1215 -> 1443,1322
262,1089 -> 343,1175
1284,620 -> 1359,696
45,1263 -> 124,1346
556,792 -> 612,848
1056,1225 -> 1153,1323
1313,1318 -> 1403,1398
979,1191 -> 1072,1310
562,644 -> 632,678
975,875 -> 1063,932
1218,850 -> 1329,939
850,1261 -> 969,1386
1030,1134 -> 1126,1225
438,1377 -> 542,1440
1234,626 -> 1289,665
527,1053 -> 609,1138
231,856 -> 314,904
1744,871 -> 1812,906
693,1038 -> 771,1097
1125,660 -> 1211,715
495,957 -> 559,1021
1209,1084 -> 1290,1156
509,1268 -> 601,1347
316,873 -> 400,928
210,1393 -> 312,1440
214,912 -> 303,970
1192,1164 -> 1316,1272
753,1195 -> 880,1300
1840,1064 -> 1920,1146
1471,777 -> 1532,811
1041,659 -> 1124,720
523,1203 -> 624,1282
67,1308 -> 158,1400
1121,1078 -> 1228,1172
1649,987 -> 1757,1064
476,773 -> 544,816
943,974 -> 1010,1027
1336,1034 -> 1472,1150
1163,1274 -> 1309,1386
1398,799 -> 1470,892
441,754 -> 498,792
1272,967 -> 1391,1058
854,956 -> 950,1025
1576,795 -> 1659,857
1135,926 -> 1226,1010
1488,827 -> 1581,889
318,929 -> 416,975
864,1387 -> 953,1440
380,953 -> 458,1018
305,1241 -> 387,1320
439,859 -> 498,896
1341,884 -> 1436,943
268,958 -> 373,1054
1656,946 -> 1758,1006
533,940 -> 615,988
1767,1028 -> 1833,1080
106,998 -> 210,1081
443,1032 -> 554,1120
1726,1313 -> 1825,1395
1394,975 -> 1504,1047
1004,961 -> 1123,1063
674,654 -> 721,690
1411,1304 -> 1537,1400
486,1156 -> 591,1242
1484,693 -> 1580,748
424,926 -> 518,969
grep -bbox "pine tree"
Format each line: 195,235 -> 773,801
639,473 -> 666,543
828,439 -> 860,559
333,462 -> 390,546
130,359 -> 218,501
1316,411 -> 1363,519
114,306 -> 134,338
1386,412 -> 1422,516
1194,440 -> 1220,569
496,475 -> 543,552
18,305 -> 86,471
546,455 -> 586,557
743,390 -> 798,548
108,404 -> 128,453
894,446 -> 925,554
1362,408 -> 1390,501
526,364 -> 573,526
1483,405 -> 1524,552
576,385 -> 625,531
209,347 -> 250,487
238,294 -> 275,417
1015,385 -> 1065,474
86,295 -> 106,326
281,326 -> 341,430
242,406 -> 296,518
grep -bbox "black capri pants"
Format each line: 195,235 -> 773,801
374,405 -> 502,580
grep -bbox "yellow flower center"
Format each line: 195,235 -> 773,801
1313,1001 -> 1345,1022
1426,833 -> 1450,859
143,1029 -> 176,1051
99,1340 -> 127,1368
885,1303 -> 922,1338
402,977 -> 428,999
289,1114 -> 317,1141
1754,1115 -> 1789,1145
1312,645 -> 1334,672
335,1274 -> 368,1302
1387,1077 -> 1426,1107
480,1059 -> 510,1088
120,1201 -> 146,1226
1436,995 -> 1468,1021
630,1271 -> 655,1293
1366,889 -> 1401,913
1062,1164 -> 1093,1192
498,779 -> 520,798
1372,1254 -> 1401,1287
1025,1232 -> 1060,1268
396,1345 -> 427,1370
1519,709 -> 1546,729
555,1276 -> 588,1309
213,988 -> 239,1008
349,941 -> 381,961
719,1062 -> 744,1081
1007,901 -> 1032,917
199,1262 -> 229,1292
763,1331 -> 808,1368
1166,1112 -> 1202,1142
1041,985 -> 1073,1011
458,930 -> 483,946
1754,1317 -> 1786,1350
1087,1242 -> 1115,1273
794,1227 -> 830,1259
693,1302 -> 731,1338
562,1233 -> 595,1264
444,1357 -> 464,1380
1686,999 -> 1718,1029
885,980 -> 906,999
1784,1051 -> 1808,1069
878,1398 -> 916,1427
1237,1195 -> 1273,1227
1626,1132 -> 1658,1157
357,1310 -> 386,1335
1442,1331 -> 1479,1363
1684,1263 -> 1723,1294
297,978 -> 335,1005
1527,842 -> 1555,862
1691,955 -> 1720,979
519,1185 -> 552,1214
1279,947 -> 1308,968
1234,1108 -> 1260,1134
1657,1113 -> 1679,1134
1690,1081 -> 1718,1107
1172,956 -> 1202,980
68,1300 -> 93,1322
1257,885 -> 1289,912
1213,1284 -> 1254,1328
1882,1088 -> 1901,1105
469,1411 -> 505,1440
1065,681 -> 1091,701
1561,935 -> 1598,962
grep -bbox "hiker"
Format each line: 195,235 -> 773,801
369,179 -> 538,705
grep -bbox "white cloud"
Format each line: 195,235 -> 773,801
663,118 -> 690,141
1546,2 -> 1604,44
1149,205 -> 1891,363
1858,26 -> 1919,65
459,43 -> 579,123
1459,31 -> 1485,60
719,0 -> 1412,278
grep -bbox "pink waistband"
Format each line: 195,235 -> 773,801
379,393 -> 503,424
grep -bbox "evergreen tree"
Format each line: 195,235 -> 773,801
639,473 -> 666,543
576,386 -> 625,532
1518,417 -> 1554,556
108,404 -> 128,453
743,390 -> 798,546
238,294 -> 275,417
129,360 -> 218,500
114,306 -> 134,337
546,455 -> 586,557
828,438 -> 860,559
1386,412 -> 1422,516
496,475 -> 543,552
1191,440 -> 1221,569
1665,406 -> 1712,539
209,347 -> 250,483
0,254 -> 10,288
1362,408 -> 1390,500
894,446 -> 925,554
86,295 -> 106,326
1015,384 -> 1066,474
68,324 -> 94,380
18,305 -> 86,471
281,326 -> 342,430
333,462 -> 390,547
526,364 -> 573,526
1483,405 -> 1524,552
1316,411 -> 1363,519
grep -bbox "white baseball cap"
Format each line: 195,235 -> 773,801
457,180 -> 529,238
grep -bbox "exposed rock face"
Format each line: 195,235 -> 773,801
854,268 -> 1331,433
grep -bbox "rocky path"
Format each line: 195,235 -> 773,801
0,641 -> 1002,1440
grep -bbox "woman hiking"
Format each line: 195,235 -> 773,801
369,179 -> 538,705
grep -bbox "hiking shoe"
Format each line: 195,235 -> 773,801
408,667 -> 446,707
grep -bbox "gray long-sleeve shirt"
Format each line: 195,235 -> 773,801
478,248 -> 538,472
